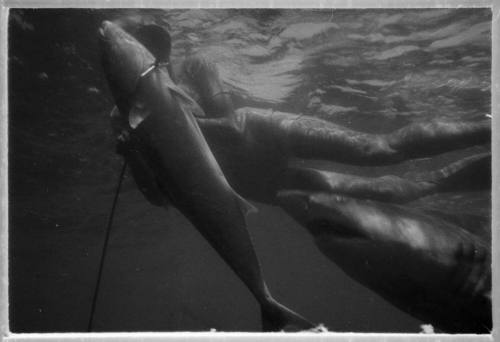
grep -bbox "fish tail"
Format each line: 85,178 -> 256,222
261,300 -> 315,332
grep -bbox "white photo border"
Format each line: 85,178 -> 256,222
0,1 -> 498,341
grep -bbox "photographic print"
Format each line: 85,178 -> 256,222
7,7 -> 492,334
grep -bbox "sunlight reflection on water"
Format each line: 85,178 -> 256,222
158,9 -> 491,124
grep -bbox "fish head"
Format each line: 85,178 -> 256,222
277,191 -> 365,239
99,20 -> 154,97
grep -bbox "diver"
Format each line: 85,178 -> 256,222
110,23 -> 490,207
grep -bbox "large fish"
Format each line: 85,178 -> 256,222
99,20 -> 313,331
277,191 -> 491,333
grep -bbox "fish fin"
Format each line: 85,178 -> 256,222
235,193 -> 258,216
129,100 -> 151,129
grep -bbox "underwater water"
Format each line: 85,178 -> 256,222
8,8 -> 491,333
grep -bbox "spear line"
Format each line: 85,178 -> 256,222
87,161 -> 127,332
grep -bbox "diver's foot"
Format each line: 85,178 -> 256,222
261,300 -> 314,332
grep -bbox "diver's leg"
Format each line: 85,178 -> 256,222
282,152 -> 491,203
268,110 -> 490,165
283,167 -> 432,203
413,152 -> 491,193
387,120 -> 490,159
266,110 -> 401,165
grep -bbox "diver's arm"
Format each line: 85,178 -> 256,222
180,55 -> 234,119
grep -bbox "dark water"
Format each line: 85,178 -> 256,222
9,8 -> 491,333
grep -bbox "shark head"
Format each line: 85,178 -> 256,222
277,191 -> 365,239
99,20 -> 155,97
